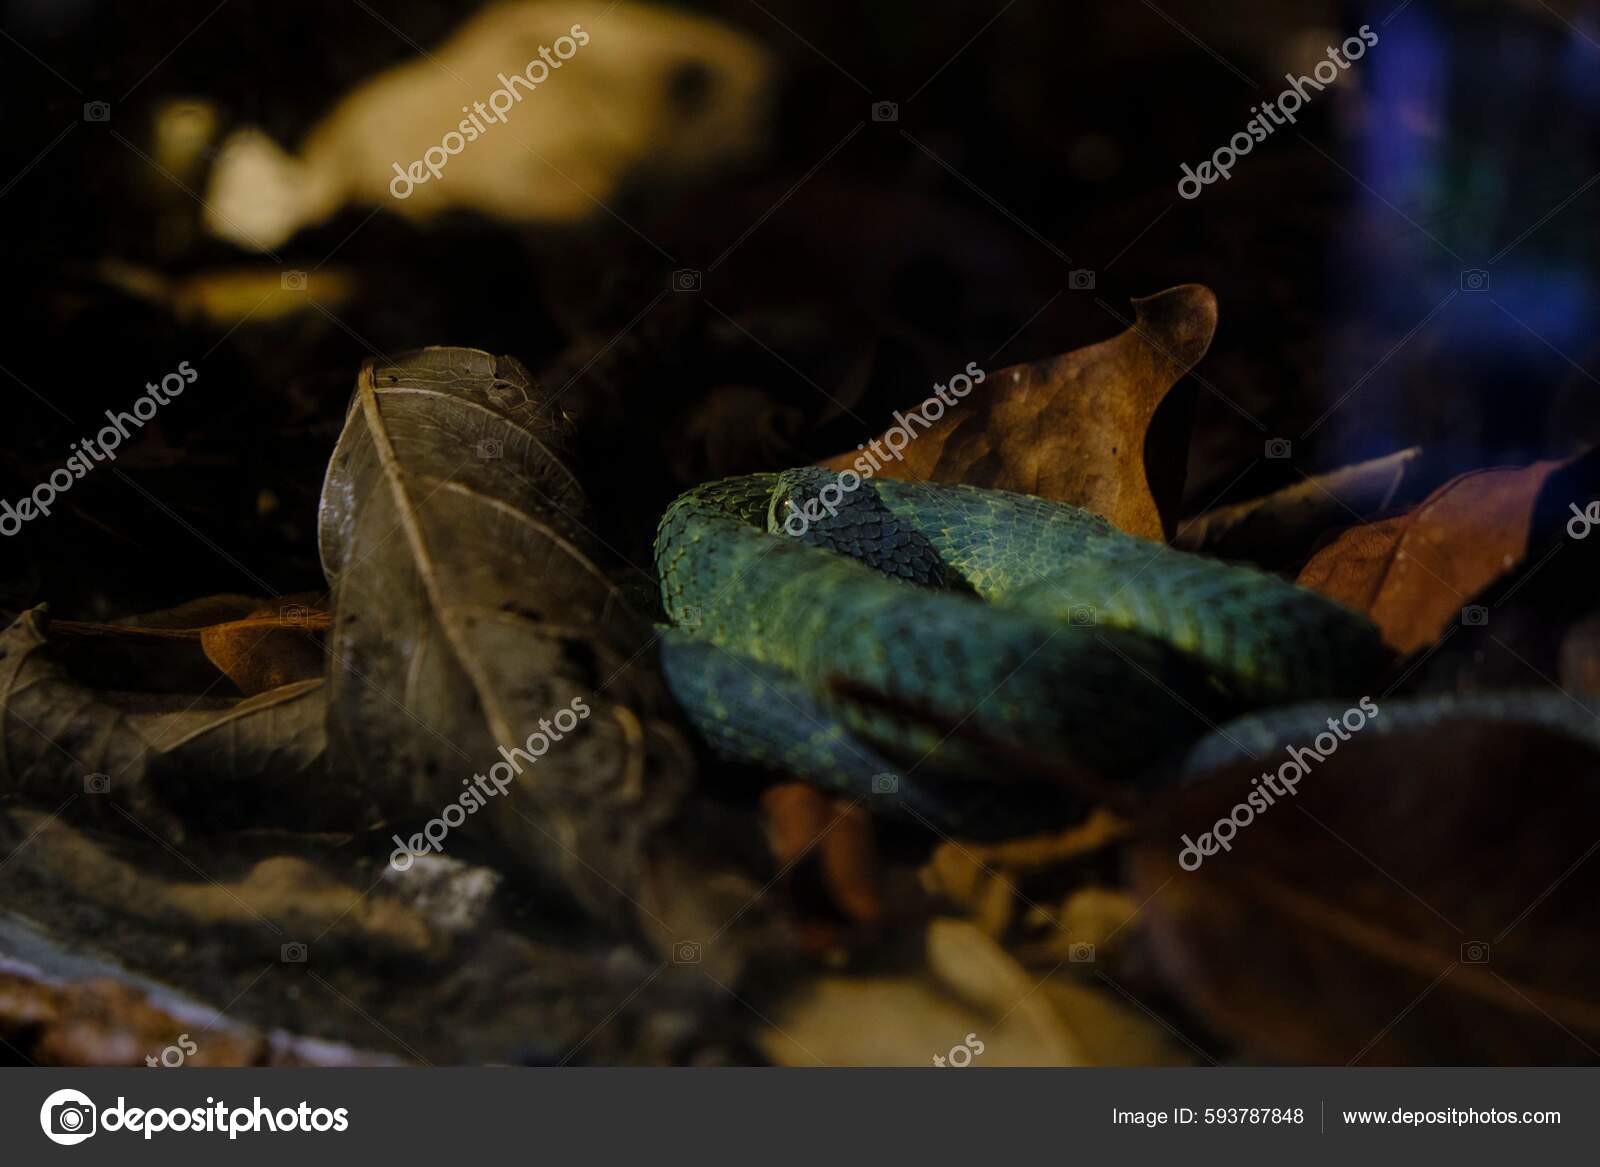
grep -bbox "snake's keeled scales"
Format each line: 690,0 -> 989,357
654,471 -> 1388,836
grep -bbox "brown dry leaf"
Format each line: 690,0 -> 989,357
761,783 -> 882,926
936,809 -> 1130,877
1297,459 -> 1569,653
920,810 -> 1130,940
4,971 -> 266,1066
1131,722 -> 1600,1064
0,958 -> 401,1066
1176,446 -> 1423,568
199,603 -> 329,696
1,607 -> 332,838
53,598 -> 329,696
819,284 -> 1217,538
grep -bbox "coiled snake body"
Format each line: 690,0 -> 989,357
655,470 -> 1386,834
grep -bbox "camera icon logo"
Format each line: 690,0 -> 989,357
1265,438 -> 1292,459
84,773 -> 110,794
281,270 -> 307,291
1068,269 -> 1096,291
83,101 -> 111,123
1460,268 -> 1490,292
475,437 -> 503,461
40,1088 -> 97,1145
1461,605 -> 1489,627
1460,940 -> 1490,964
871,772 -> 899,795
280,941 -> 308,963
1069,942 -> 1096,963
671,268 -> 703,292
1068,604 -> 1097,627
871,101 -> 899,122
672,940 -> 702,964
280,604 -> 311,627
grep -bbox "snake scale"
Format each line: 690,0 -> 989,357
654,469 -> 1387,835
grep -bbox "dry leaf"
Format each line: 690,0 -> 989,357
1297,459 -> 1571,652
925,809 -> 1130,883
204,2 -> 773,249
0,963 -> 400,1067
318,347 -> 692,922
52,598 -> 329,696
820,284 -> 1218,538
1176,446 -> 1423,568
760,918 -> 1085,1066
4,809 -> 436,959
761,783 -> 882,927
1133,722 -> 1600,1064
0,607 -> 330,838
198,609 -> 328,696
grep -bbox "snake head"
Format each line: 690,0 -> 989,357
766,468 -> 970,592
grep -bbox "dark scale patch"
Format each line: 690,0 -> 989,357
771,469 -> 970,593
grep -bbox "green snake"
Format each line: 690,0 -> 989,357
654,469 -> 1388,835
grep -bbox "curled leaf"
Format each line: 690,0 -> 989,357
318,347 -> 692,921
0,608 -> 329,838
1176,446 -> 1423,568
820,284 -> 1218,538
761,783 -> 882,927
1296,458 -> 1578,652
52,601 -> 329,696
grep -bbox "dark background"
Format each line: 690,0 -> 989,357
2,0 -> 1597,617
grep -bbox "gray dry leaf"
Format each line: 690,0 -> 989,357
317,347 -> 693,922
0,606 -> 327,839
2,809 -> 436,960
